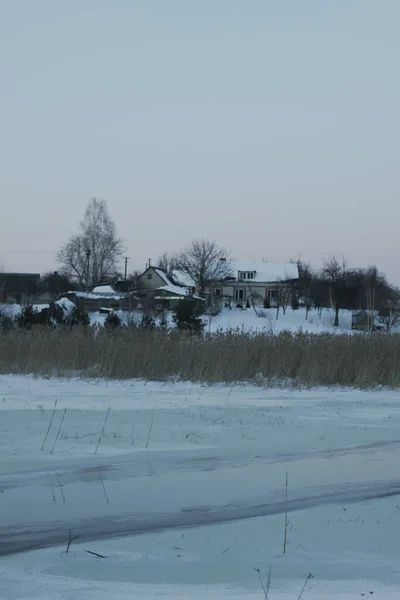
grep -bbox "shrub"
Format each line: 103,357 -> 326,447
17,305 -> 49,329
263,296 -> 270,309
66,308 -> 90,328
0,312 -> 15,331
291,296 -> 300,310
173,299 -> 205,334
105,311 -> 121,329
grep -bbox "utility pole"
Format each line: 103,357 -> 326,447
124,257 -> 129,280
85,249 -> 91,290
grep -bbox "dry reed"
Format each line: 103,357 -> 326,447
0,327 -> 399,388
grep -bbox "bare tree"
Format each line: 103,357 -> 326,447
275,285 -> 291,319
296,261 -> 314,319
175,238 -> 231,294
363,266 -> 387,332
377,285 -> 400,332
322,256 -> 346,327
322,256 -> 365,327
246,283 -> 263,315
58,199 -> 124,288
157,253 -> 177,275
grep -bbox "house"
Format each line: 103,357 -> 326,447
136,266 -> 204,311
65,284 -> 137,313
0,273 -> 41,304
173,260 -> 299,308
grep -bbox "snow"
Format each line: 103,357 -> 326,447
0,303 -> 22,318
206,306 -> 353,333
92,285 -> 118,294
172,269 -> 196,288
54,297 -> 75,316
0,303 -> 50,318
0,375 -> 400,598
157,284 -> 204,301
74,290 -> 126,300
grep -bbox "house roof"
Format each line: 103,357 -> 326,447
231,261 -> 299,283
156,284 -> 204,301
153,269 -> 203,300
92,285 -> 117,294
172,262 -> 299,286
0,273 -> 41,294
171,269 -> 196,288
67,290 -> 130,300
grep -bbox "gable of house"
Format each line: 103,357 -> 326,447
136,267 -> 172,291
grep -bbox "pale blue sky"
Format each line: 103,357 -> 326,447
1,1 -> 399,281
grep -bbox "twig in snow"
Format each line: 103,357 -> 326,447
50,407 -> 67,454
85,549 -> 106,558
145,412 -> 155,448
65,529 -> 80,553
297,573 -> 314,599
94,407 -> 110,455
41,399 -> 57,451
221,546 -> 230,554
254,566 -> 271,600
283,467 -> 289,554
184,418 -> 219,439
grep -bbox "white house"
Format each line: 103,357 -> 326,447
173,260 -> 299,307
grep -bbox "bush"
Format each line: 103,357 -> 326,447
173,299 -> 204,334
105,311 -> 121,329
0,312 -> 15,331
291,296 -> 300,310
17,305 -> 49,329
263,296 -> 270,309
66,308 -> 90,328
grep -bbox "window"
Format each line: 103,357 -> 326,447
235,288 -> 245,300
269,289 -> 277,302
214,288 -> 221,296
238,271 -> 255,280
147,273 -> 152,280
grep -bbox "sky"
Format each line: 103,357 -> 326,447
0,0 -> 399,282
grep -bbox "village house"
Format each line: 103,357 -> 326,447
173,260 -> 299,308
136,266 -> 204,311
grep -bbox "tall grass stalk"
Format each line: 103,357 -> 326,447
1,327 -> 399,388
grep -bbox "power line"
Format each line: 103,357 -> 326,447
6,250 -> 58,255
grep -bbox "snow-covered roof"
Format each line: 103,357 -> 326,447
156,284 -> 204,301
54,297 -> 75,316
70,291 -> 127,300
92,285 -> 117,294
171,269 -> 196,288
227,261 -> 298,283
154,268 -> 173,285
172,262 -> 298,286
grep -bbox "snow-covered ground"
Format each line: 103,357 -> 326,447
89,306 -> 355,334
1,376 -> 400,598
205,306 -> 353,334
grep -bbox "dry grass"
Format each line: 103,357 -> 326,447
0,327 -> 400,387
